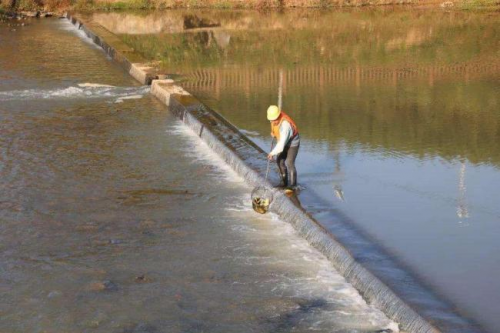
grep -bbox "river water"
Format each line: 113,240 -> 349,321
92,8 -> 500,332
0,18 -> 398,332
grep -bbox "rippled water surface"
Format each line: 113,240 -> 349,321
100,8 -> 500,332
0,18 -> 398,332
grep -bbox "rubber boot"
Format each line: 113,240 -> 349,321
280,173 -> 288,188
288,170 -> 297,189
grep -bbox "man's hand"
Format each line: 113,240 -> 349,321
267,154 -> 274,161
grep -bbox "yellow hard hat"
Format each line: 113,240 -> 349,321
267,105 -> 280,121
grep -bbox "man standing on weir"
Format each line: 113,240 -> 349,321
267,105 -> 300,190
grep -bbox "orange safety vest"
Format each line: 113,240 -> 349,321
271,111 -> 298,140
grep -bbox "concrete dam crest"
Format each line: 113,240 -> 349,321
65,12 -> 485,333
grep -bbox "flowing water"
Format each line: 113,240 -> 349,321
95,8 -> 500,332
0,18 -> 399,332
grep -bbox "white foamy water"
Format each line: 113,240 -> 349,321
169,122 -> 399,332
0,84 -> 150,102
226,195 -> 399,332
0,16 -> 405,332
169,123 -> 245,184
58,19 -> 104,50
114,94 -> 146,103
77,83 -> 115,88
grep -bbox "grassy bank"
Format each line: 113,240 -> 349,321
1,0 -> 497,19
0,0 -> 498,12
457,0 -> 499,9
73,0 -> 418,11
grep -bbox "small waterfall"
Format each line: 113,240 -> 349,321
66,13 -> 484,333
158,87 -> 483,333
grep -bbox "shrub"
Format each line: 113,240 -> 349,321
16,0 -> 43,10
72,0 -> 93,10
43,0 -> 70,10
459,0 -> 499,9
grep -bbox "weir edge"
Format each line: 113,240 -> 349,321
65,13 -> 484,333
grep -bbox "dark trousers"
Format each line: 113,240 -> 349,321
277,143 -> 300,187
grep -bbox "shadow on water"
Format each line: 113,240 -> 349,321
266,298 -> 327,333
183,14 -> 221,30
122,323 -> 158,333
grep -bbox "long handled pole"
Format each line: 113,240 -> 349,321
265,138 -> 275,181
278,69 -> 283,111
265,69 -> 283,182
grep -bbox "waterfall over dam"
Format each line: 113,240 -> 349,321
63,11 -> 489,333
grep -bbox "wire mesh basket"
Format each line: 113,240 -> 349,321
251,186 -> 274,214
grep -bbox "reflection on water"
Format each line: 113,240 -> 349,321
104,8 -> 500,332
457,161 -> 469,222
0,18 -> 397,332
103,8 -> 500,165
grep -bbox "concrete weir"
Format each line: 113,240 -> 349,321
66,13 -> 484,333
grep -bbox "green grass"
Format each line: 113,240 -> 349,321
73,0 -> 154,11
16,0 -> 40,9
118,9 -> 500,71
2,0 -> 500,12
458,0 -> 500,10
213,0 -> 233,9
69,0 -> 500,10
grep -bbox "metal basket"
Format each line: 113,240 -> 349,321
251,186 -> 274,214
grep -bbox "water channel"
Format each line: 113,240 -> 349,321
89,8 -> 500,332
0,18 -> 398,332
